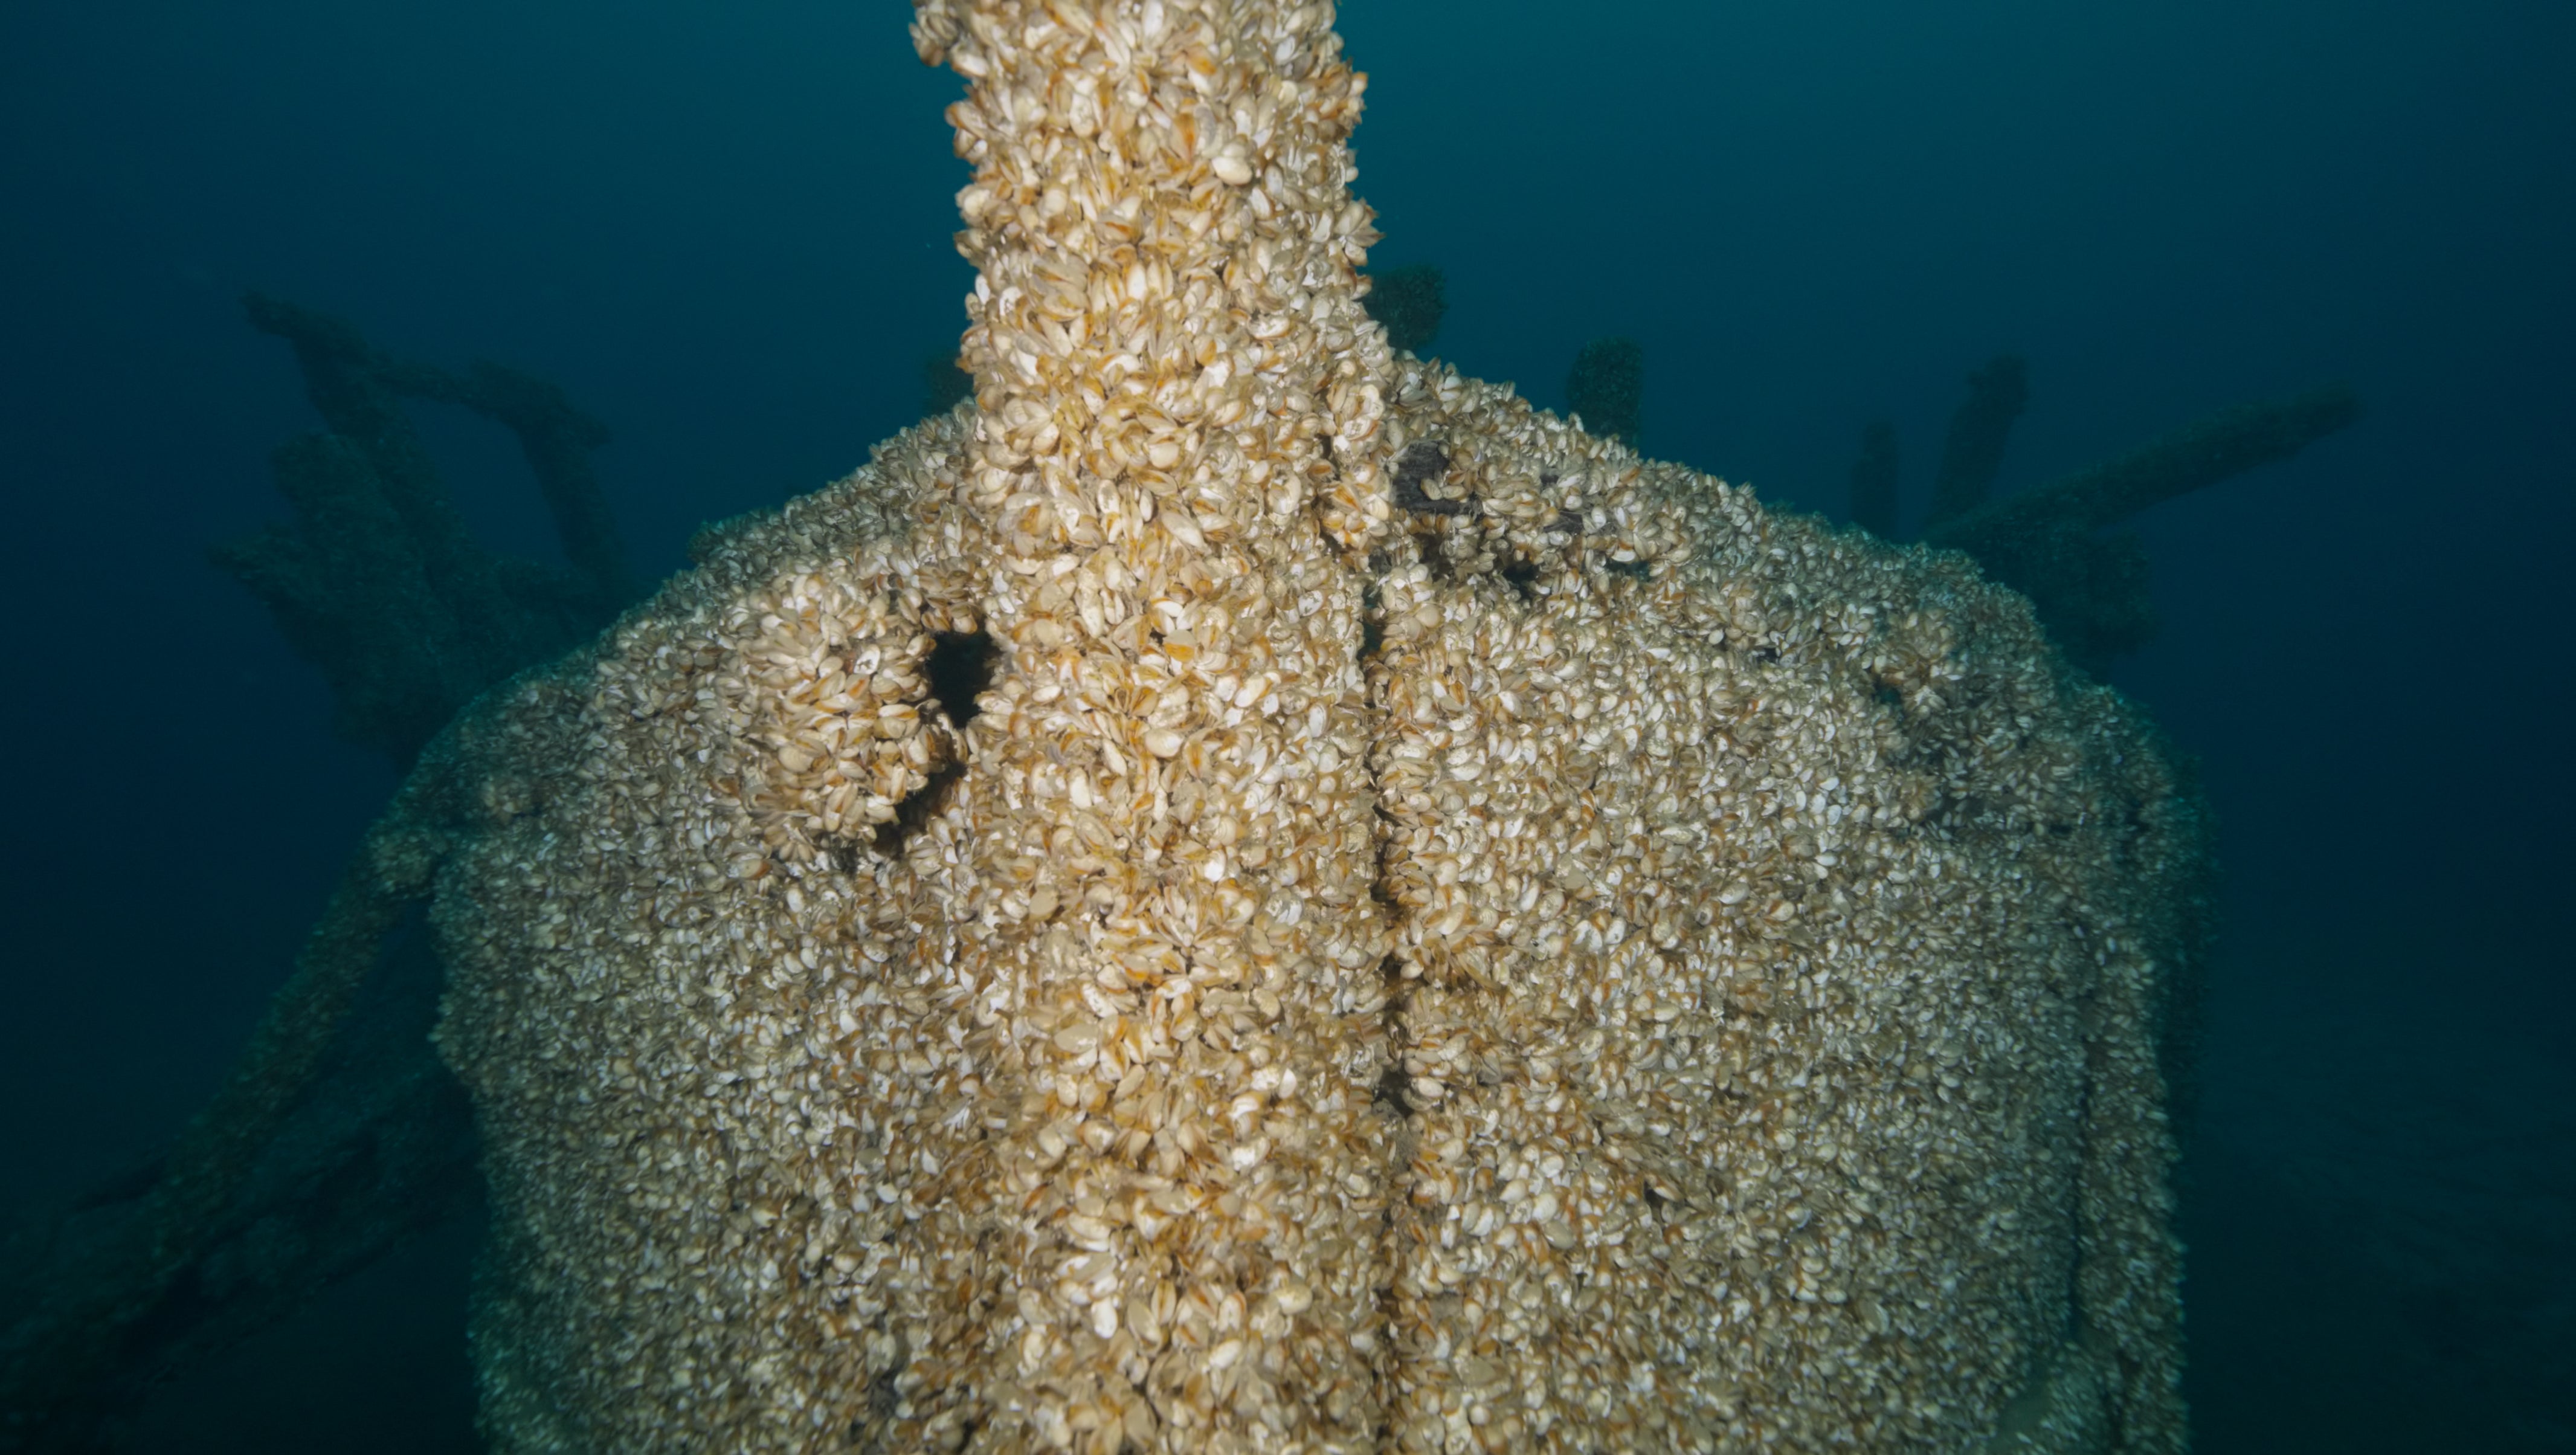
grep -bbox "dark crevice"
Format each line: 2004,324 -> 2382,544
1373,1062 -> 1415,1118
1417,530 -> 1454,582
924,631 -> 999,729
1392,441 -> 1471,517
861,630 -> 994,865
874,760 -> 965,859
1368,811 -> 1403,909
1354,551 -> 1423,1391
1603,558 -> 1650,581
867,1365 -> 900,1424
1499,557 -> 1541,602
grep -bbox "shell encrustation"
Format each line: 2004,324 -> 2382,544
426,2 -> 2197,1451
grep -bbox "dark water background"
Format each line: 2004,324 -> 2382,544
3,0 -> 2569,1448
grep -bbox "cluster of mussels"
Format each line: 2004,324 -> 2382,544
427,2 -> 2198,1452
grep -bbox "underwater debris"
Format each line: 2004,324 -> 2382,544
1924,352 -> 2030,529
0,821 -> 464,1454
211,293 -> 634,765
1847,355 -> 2359,675
0,302 -> 639,1453
1927,382 -> 2360,674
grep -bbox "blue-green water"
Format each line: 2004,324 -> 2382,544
1,1 -> 2568,1448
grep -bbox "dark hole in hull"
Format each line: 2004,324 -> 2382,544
925,631 -> 1000,728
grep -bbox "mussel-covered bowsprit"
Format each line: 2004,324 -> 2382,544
416,3 -> 2203,1451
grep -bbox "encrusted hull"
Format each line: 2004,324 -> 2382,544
423,2 -> 2198,1450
